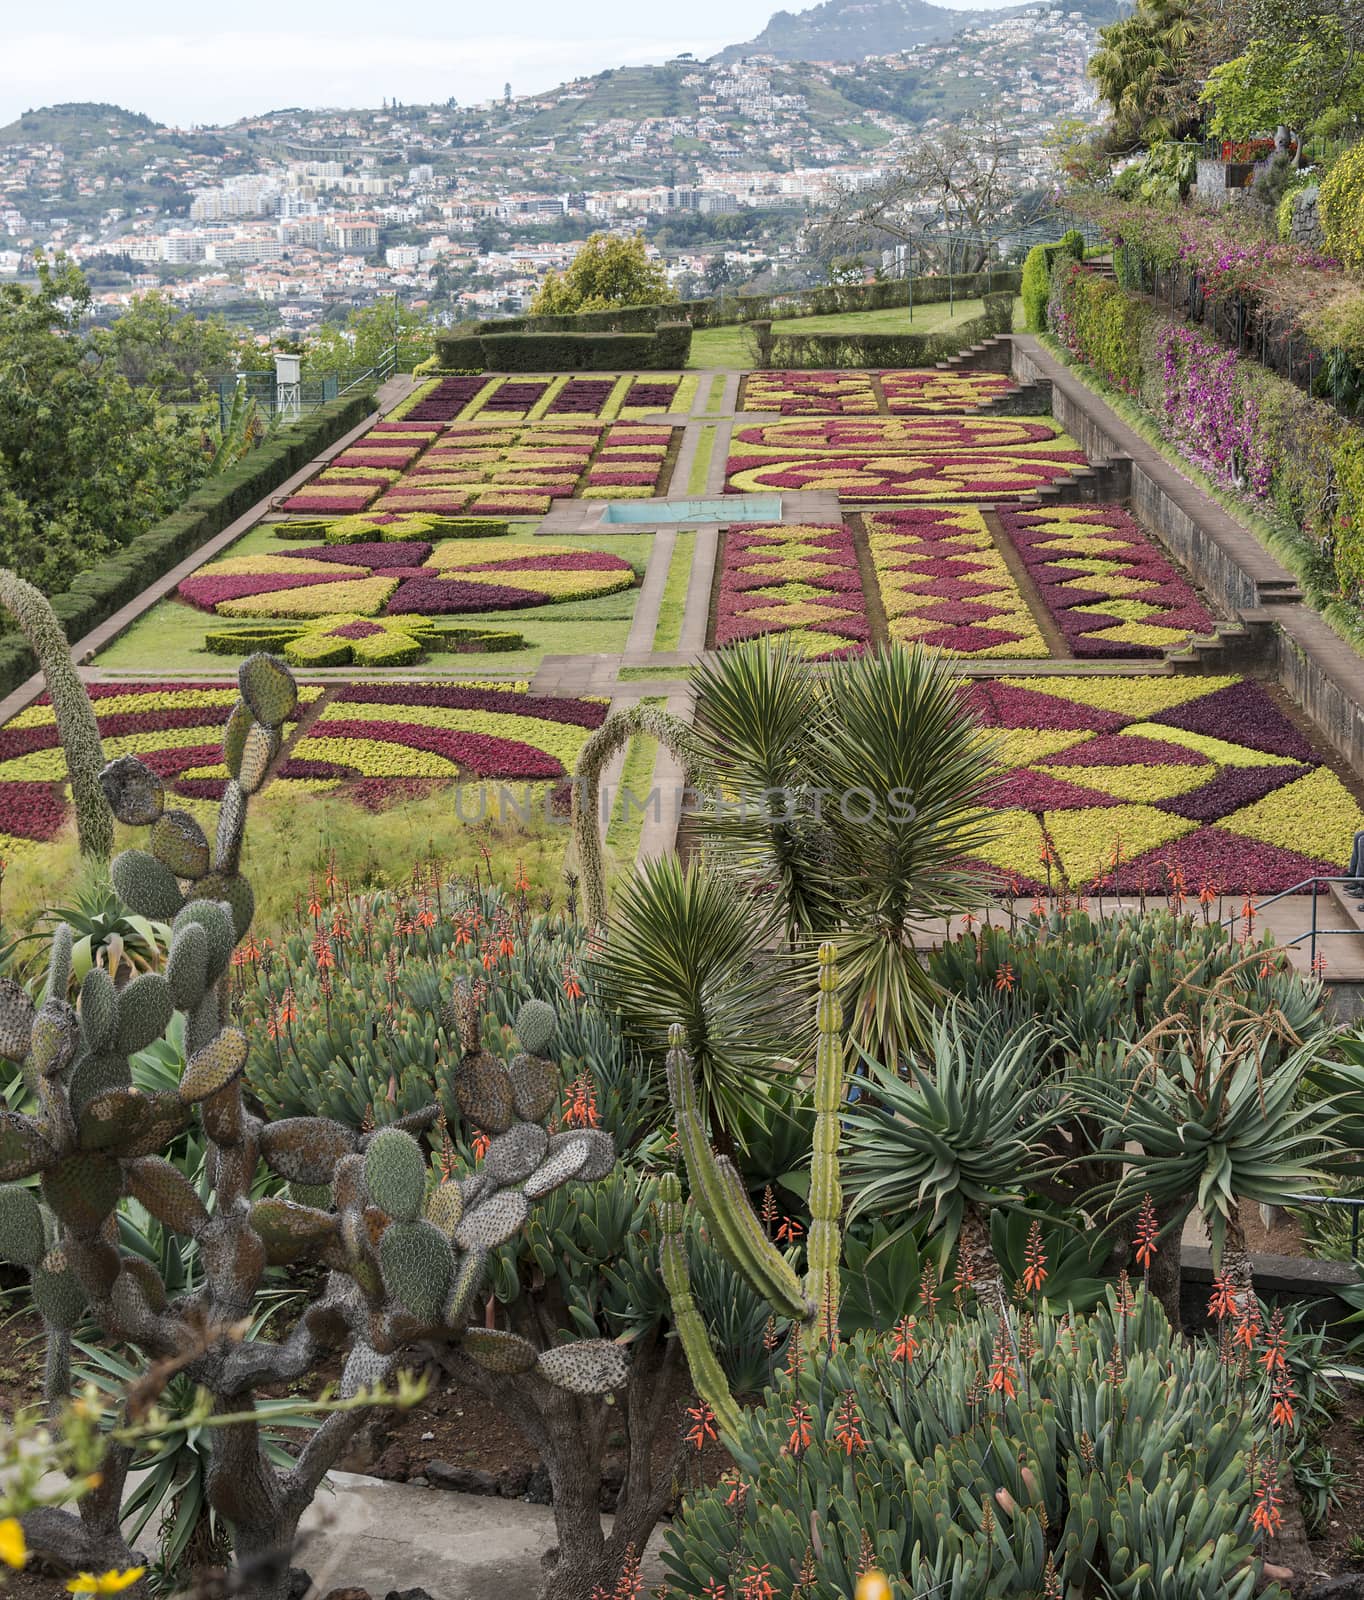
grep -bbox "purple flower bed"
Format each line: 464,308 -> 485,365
315,718 -> 566,779
403,377 -> 488,422
329,620 -> 387,640
996,505 -> 1216,658
1109,827 -> 1337,897
714,523 -> 870,654
1158,763 -> 1313,824
459,551 -> 632,574
281,491 -> 378,513
960,681 -> 1129,734
384,578 -> 549,614
1150,678 -> 1319,761
172,778 -> 229,800
291,542 -> 434,569
621,383 -> 677,410
178,571 -> 355,611
586,472 -> 659,488
337,681 -> 607,728
277,757 -> 357,779
1,781 -> 70,842
550,380 -> 615,414
608,429 -> 671,445
479,382 -> 550,413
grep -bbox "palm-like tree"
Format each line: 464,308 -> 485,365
842,1011 -> 1049,1317
1089,0 -> 1208,147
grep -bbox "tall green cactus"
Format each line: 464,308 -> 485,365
0,567 -> 113,860
658,945 -> 849,1437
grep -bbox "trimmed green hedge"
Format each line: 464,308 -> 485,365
449,270 -> 1023,339
765,292 -> 1014,370
0,391 -> 375,699
433,322 -> 691,372
1021,232 -> 1084,332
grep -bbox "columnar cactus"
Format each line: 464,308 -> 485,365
657,943 -> 847,1441
0,567 -> 114,859
0,656 -> 622,1600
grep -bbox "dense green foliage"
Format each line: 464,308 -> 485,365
1021,233 -> 1085,331
765,291 -> 1013,369
531,232 -> 676,316
433,321 -> 692,372
1320,141 -> 1364,272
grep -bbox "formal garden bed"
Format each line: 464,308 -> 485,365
738,369 -> 1019,415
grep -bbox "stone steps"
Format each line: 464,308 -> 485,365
1163,609 -> 1278,675
933,335 -> 1014,375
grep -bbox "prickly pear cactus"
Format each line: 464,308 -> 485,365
0,655 -> 625,1589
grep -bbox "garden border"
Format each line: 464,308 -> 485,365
1010,335 -> 1364,778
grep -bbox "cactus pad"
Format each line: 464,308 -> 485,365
481,1123 -> 549,1190
0,1183 -> 46,1267
32,1247 -> 89,1330
42,1153 -> 122,1234
111,849 -> 186,922
236,723 -> 281,796
173,899 -> 236,980
239,653 -> 299,729
260,1119 -> 357,1186
222,698 -> 252,780
340,1342 -> 392,1399
179,1027 -> 248,1104
214,782 -> 247,874
64,1236 -> 121,1300
164,923 -> 211,1012
117,1258 -> 167,1315
542,1128 -> 615,1187
191,872 -> 256,942
379,1218 -> 453,1325
288,1180 -> 333,1209
250,1198 -> 340,1265
0,979 -> 35,1063
68,1053 -> 133,1122
0,1112 -> 54,1181
364,1128 -> 427,1223
536,1339 -> 628,1395
332,1153 -> 367,1213
78,968 -> 118,1054
507,1053 -> 558,1124
444,1245 -> 487,1327
151,810 -> 211,881
118,1092 -> 192,1159
78,1088 -> 152,1150
99,755 -> 165,827
125,1155 -> 211,1235
514,999 -> 557,1057
454,1053 -> 515,1135
114,972 -> 175,1055
522,1138 -> 591,1199
424,1182 -> 464,1236
452,1188 -> 530,1252
199,1083 -> 245,1147
461,1327 -> 538,1375
29,1000 -> 80,1078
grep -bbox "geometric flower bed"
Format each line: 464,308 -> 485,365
0,679 -> 608,856
712,523 -> 870,658
203,613 -> 523,668
287,680 -> 608,788
453,373 -> 695,423
880,371 -> 1017,413
178,539 -> 637,619
996,504 -> 1217,658
739,373 -> 879,415
0,683 -> 326,855
363,421 -> 678,517
280,424 -> 443,513
866,508 -> 1048,658
725,415 -> 1087,502
962,674 -> 1362,894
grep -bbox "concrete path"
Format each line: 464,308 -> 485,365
296,1474 -> 667,1599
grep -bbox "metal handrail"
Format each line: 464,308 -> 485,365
1220,875 -> 1364,968
1281,1193 -> 1364,1261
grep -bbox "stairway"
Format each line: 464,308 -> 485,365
933,335 -> 1014,375
1163,610 -> 1278,675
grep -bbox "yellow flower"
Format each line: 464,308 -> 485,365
855,1573 -> 892,1600
65,1568 -> 146,1593
0,1519 -> 27,1570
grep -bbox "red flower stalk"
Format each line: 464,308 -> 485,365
786,1402 -> 812,1455
684,1403 -> 717,1451
1021,1220 -> 1048,1294
987,1329 -> 1017,1401
833,1392 -> 867,1456
891,1315 -> 919,1365
1134,1194 -> 1159,1273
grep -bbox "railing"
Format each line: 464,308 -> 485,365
1220,875 -> 1364,968
215,371 -> 339,430
338,345 -> 397,397
1282,1194 -> 1364,1261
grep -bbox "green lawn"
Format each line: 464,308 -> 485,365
686,298 -> 990,370
93,524 -> 654,677
652,531 -> 695,653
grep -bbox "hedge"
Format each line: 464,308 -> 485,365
0,390 -> 375,699
433,322 -> 691,372
1046,261 -> 1364,602
449,270 -> 1023,340
1021,232 -> 1085,332
763,292 -> 1015,370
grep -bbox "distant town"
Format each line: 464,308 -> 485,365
0,4 -> 1105,333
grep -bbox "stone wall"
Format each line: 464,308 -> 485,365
1289,187 -> 1326,250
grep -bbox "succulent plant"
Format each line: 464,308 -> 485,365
0,655 -> 623,1600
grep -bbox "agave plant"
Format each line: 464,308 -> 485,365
842,1009 -> 1049,1314
39,882 -> 171,987
1077,1029 -> 1340,1303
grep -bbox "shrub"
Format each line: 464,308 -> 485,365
766,293 -> 1014,370
1021,235 -> 1085,332
1320,140 -> 1364,271
432,324 -> 691,373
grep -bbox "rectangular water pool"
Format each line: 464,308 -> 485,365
601,495 -> 781,524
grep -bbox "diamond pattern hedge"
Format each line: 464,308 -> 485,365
713,523 -> 869,658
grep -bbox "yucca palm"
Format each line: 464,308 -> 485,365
589,854 -> 804,1138
842,1010 -> 1050,1315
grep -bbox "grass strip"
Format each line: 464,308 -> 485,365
652,531 -> 696,654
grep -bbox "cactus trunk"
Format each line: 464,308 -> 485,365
804,943 -> 844,1343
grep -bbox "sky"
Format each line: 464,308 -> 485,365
1,0 -> 1022,128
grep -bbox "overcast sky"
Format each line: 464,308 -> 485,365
1,0 -> 1022,128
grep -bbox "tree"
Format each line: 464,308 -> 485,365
530,234 -> 676,315
300,298 -> 434,381
0,258 -> 207,595
1201,0 -> 1364,142
92,292 -> 245,397
812,124 -> 1045,274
